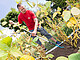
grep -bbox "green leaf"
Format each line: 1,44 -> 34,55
61,24 -> 66,30
1,36 -> 12,47
51,30 -> 55,35
2,21 -> 7,26
74,3 -> 79,5
10,47 -> 23,57
46,54 -> 54,58
31,41 -> 38,47
0,42 -> 10,51
62,11 -> 71,22
56,56 -> 68,60
11,8 -> 16,12
32,36 -> 39,42
27,2 -> 33,8
68,53 -> 80,60
41,6 -> 46,12
45,1 -> 51,8
0,51 -> 8,60
37,4 -> 43,8
0,30 -> 3,34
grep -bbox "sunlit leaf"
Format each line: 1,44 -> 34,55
32,36 -> 39,42
53,12 -> 58,19
25,44 -> 30,48
13,24 -> 18,27
0,42 -> 10,51
0,51 -> 8,60
61,24 -> 66,30
36,10 -> 40,17
41,6 -> 46,12
22,25 -> 26,29
40,14 -> 44,18
41,9 -> 45,12
76,4 -> 80,8
62,11 -> 71,21
31,41 -> 38,47
9,24 -> 11,27
15,0 -> 22,4
46,54 -> 54,58
66,22 -> 74,28
57,7 -> 62,11
2,21 -> 7,26
56,56 -> 68,60
45,1 -> 51,8
25,49 -> 31,52
44,11 -> 48,16
71,7 -> 80,15
10,47 -> 23,57
32,2 -> 35,7
4,18 -> 7,21
69,17 -> 77,24
74,3 -> 79,5
0,30 -> 3,34
47,17 -> 51,22
20,55 -> 35,60
51,30 -> 55,35
37,4 -> 43,8
1,36 -> 12,47
27,2 -> 33,8
57,11 -> 61,14
36,52 -> 40,54
68,53 -> 80,60
16,30 -> 20,33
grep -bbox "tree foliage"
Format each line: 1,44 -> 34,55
0,8 -> 27,32
46,0 -> 67,9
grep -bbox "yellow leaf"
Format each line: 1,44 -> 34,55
57,7 -> 62,11
69,17 -> 77,24
27,53 -> 31,55
53,12 -> 57,19
44,11 -> 48,16
32,2 -> 35,7
36,10 -> 40,17
20,55 -> 35,60
76,4 -> 80,8
66,22 -> 74,28
57,11 -> 61,14
56,56 -> 68,60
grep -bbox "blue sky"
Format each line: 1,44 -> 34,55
0,0 -> 46,29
